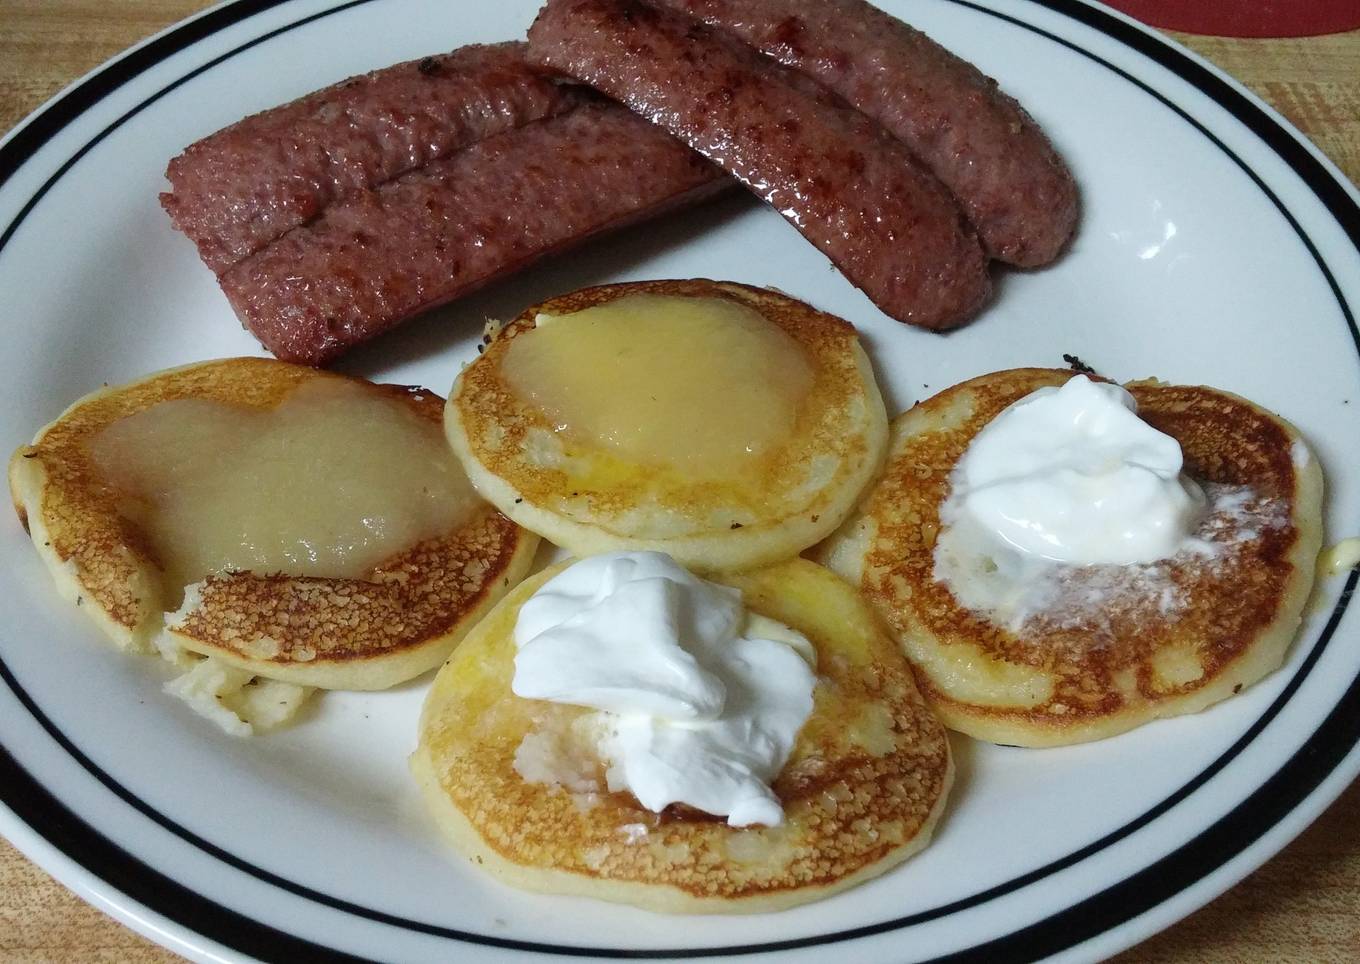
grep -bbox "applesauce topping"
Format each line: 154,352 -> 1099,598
88,378 -> 476,595
501,293 -> 814,478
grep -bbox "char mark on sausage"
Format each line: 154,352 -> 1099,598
527,0 -> 991,331
219,102 -> 730,367
653,0 -> 1078,267
162,42 -> 580,275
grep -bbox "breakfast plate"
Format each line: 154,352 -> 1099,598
2,0 -> 1359,960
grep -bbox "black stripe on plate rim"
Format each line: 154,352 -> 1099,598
0,0 -> 377,252
4,565 -> 1356,964
0,0 -> 1357,960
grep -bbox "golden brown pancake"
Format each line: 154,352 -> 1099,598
8,357 -> 540,697
445,279 -> 888,572
411,557 -> 952,912
814,368 -> 1324,747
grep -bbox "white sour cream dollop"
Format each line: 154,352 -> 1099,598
512,551 -> 816,827
948,375 -> 1205,565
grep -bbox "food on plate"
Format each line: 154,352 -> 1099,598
652,0 -> 1079,267
526,0 -> 991,330
1321,537 -> 1360,576
813,368 -> 1323,747
220,100 -> 729,366
8,358 -> 538,734
164,0 -> 1084,362
161,43 -> 582,275
445,279 -> 888,572
411,553 -> 952,912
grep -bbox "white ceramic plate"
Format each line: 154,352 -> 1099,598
2,1 -> 1358,961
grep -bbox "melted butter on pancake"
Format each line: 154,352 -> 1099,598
88,379 -> 476,598
502,293 -> 813,478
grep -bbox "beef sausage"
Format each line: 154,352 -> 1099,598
527,0 -> 990,330
653,0 -> 1078,267
219,102 -> 729,366
162,43 -> 579,275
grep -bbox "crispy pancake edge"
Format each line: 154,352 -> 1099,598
8,358 -> 299,652
164,504 -> 541,690
815,368 -> 1324,747
411,557 -> 953,912
9,357 -> 539,689
445,279 -> 889,573
11,444 -> 159,650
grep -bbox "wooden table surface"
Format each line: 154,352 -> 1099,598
2,1 -> 1359,961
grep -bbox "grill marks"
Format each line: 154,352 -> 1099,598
527,0 -> 992,330
163,2 -> 1078,361
161,43 -> 579,275
219,104 -> 727,365
650,0 -> 1079,267
163,43 -> 728,366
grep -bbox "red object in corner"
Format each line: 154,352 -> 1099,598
1104,0 -> 1360,38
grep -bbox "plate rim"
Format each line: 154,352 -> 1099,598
2,0 -> 1359,961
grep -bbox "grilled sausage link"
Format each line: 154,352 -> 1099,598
220,102 -> 729,366
653,0 -> 1078,266
162,42 -> 580,274
527,0 -> 991,330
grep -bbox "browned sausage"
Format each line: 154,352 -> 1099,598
527,0 -> 991,330
652,0 -> 1078,267
219,101 -> 729,366
161,43 -> 579,275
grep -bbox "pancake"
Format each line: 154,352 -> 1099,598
445,279 -> 888,572
9,358 -> 539,726
813,368 -> 1324,747
411,557 -> 953,912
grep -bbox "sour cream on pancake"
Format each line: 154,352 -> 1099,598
948,375 -> 1205,565
512,551 -> 816,827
